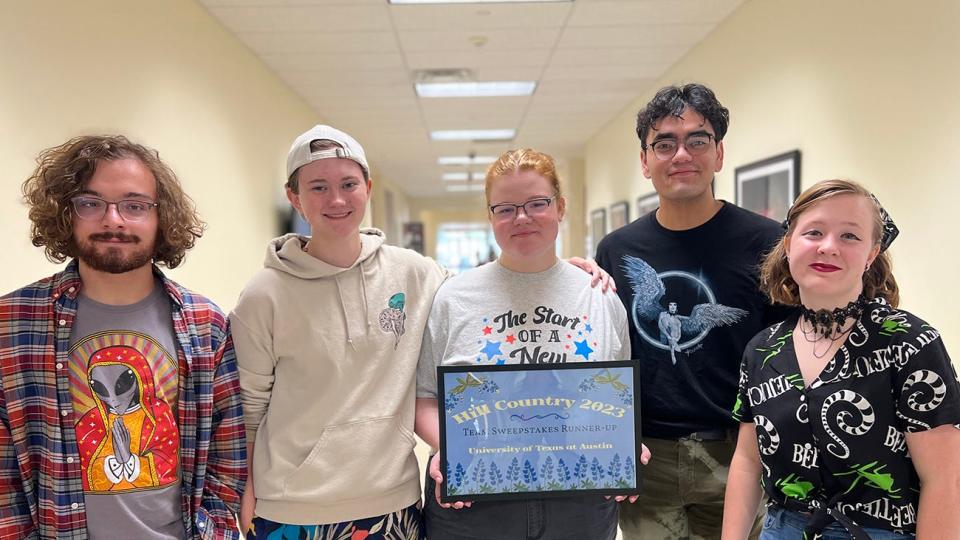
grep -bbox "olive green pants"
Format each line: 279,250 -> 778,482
619,435 -> 763,540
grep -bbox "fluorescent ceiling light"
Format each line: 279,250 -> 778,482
442,172 -> 485,181
392,0 -> 569,4
445,184 -> 485,192
416,81 -> 536,98
438,155 -> 497,165
431,129 -> 515,141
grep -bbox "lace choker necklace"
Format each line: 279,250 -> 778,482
799,294 -> 868,339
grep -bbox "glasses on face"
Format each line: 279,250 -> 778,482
648,133 -> 715,161
489,197 -> 555,221
70,196 -> 159,222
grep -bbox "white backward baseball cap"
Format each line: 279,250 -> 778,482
286,124 -> 370,181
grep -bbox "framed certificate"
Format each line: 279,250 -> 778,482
437,361 -> 641,502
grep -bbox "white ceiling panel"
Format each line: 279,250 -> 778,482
549,47 -> 682,66
398,27 -> 562,52
558,24 -> 715,49
389,2 -> 571,30
567,0 -> 741,26
404,49 -> 552,70
237,31 -> 399,54
281,69 -> 410,87
208,5 -> 391,33
541,63 -> 667,81
200,0 -> 744,197
258,52 -> 404,71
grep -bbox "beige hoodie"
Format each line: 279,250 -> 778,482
230,229 -> 446,525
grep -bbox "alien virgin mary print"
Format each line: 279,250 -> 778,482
69,332 -> 180,492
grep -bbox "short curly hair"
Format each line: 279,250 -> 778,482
22,135 -> 205,269
636,83 -> 730,148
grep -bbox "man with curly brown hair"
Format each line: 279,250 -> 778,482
0,135 -> 246,539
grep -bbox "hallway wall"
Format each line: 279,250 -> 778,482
584,0 -> 960,350
0,0 -> 321,310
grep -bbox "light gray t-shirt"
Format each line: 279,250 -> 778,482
68,281 -> 185,540
417,260 -> 631,398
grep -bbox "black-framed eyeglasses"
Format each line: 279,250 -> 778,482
648,133 -> 715,160
70,196 -> 159,222
489,197 -> 555,220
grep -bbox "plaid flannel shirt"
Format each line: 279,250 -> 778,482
0,261 -> 245,539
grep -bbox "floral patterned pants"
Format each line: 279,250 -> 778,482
246,502 -> 424,540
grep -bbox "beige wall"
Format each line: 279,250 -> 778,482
0,0 -> 324,311
584,0 -> 960,351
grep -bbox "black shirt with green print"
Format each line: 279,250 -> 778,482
733,298 -> 960,534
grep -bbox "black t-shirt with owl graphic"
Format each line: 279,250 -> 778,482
596,202 -> 789,439
733,299 -> 960,534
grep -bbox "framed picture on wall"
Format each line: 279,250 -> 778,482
635,193 -> 659,219
734,150 -> 801,222
609,201 -> 629,231
589,208 -> 606,258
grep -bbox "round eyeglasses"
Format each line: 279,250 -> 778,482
71,196 -> 159,222
489,197 -> 555,221
649,133 -> 715,161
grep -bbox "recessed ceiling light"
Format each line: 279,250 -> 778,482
445,184 -> 486,192
415,81 -> 536,98
442,172 -> 485,181
438,156 -> 497,165
392,0 -> 569,4
431,129 -> 515,141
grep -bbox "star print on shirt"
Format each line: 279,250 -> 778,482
483,326 -> 492,335
573,339 -> 594,360
480,340 -> 503,361
506,334 -> 516,344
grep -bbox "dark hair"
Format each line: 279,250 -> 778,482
22,135 -> 205,268
635,83 -> 730,148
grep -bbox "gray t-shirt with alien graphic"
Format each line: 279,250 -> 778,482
68,281 -> 185,540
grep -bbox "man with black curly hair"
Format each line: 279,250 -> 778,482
596,84 -> 788,539
0,135 -> 245,539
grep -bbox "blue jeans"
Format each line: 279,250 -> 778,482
759,506 -> 914,540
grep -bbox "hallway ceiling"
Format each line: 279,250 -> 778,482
200,0 -> 743,197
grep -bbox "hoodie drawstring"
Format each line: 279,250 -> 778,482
359,258 -> 372,331
334,260 -> 373,352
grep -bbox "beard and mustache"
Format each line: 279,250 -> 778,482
76,232 -> 154,274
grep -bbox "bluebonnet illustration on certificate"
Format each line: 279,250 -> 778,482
438,362 -> 640,501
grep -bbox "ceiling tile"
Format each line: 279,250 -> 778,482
237,31 -> 399,54
398,27 -> 562,52
567,0 -> 743,26
208,5 -> 391,33
389,2 -> 571,30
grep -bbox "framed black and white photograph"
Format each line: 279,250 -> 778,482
609,200 -> 629,231
635,193 -> 659,219
589,208 -> 606,257
734,150 -> 801,222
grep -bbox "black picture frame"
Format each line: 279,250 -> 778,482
734,150 -> 801,222
589,208 -> 606,257
609,201 -> 629,231
437,361 -> 641,502
635,193 -> 659,219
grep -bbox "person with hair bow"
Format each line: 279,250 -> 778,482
722,179 -> 960,540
